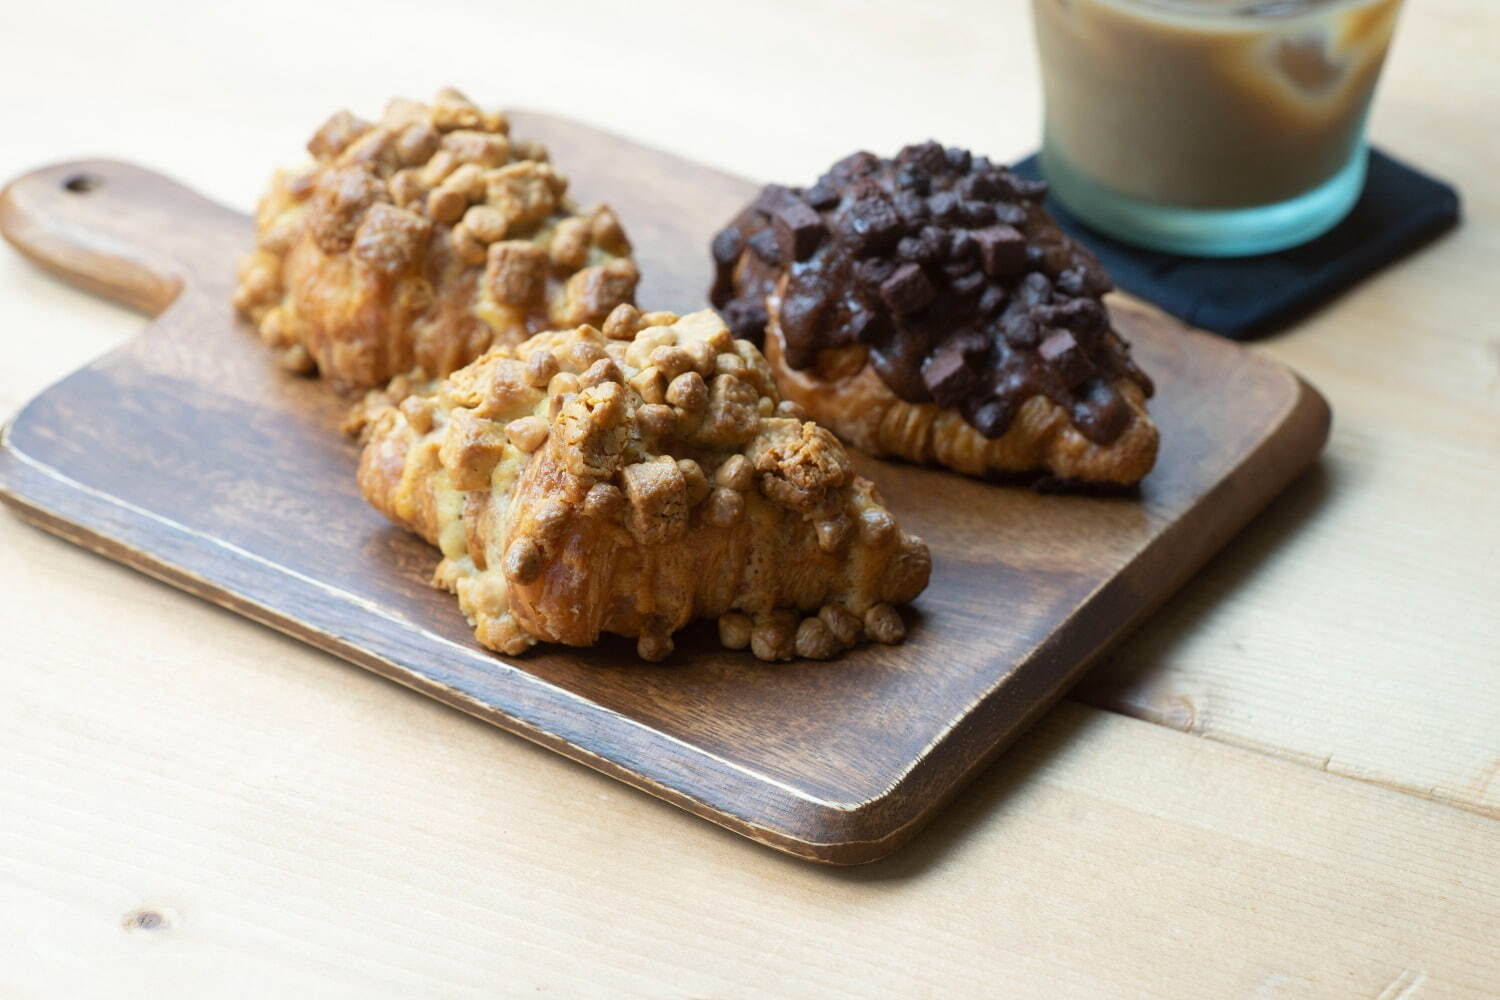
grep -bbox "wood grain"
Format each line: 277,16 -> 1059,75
3,545 -> 1496,998
1075,15 -> 1500,819
0,0 -> 1497,993
0,118 -> 1327,864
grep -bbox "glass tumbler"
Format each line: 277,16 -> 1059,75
1031,0 -> 1405,256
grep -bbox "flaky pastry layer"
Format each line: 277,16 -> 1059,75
765,289 -> 1158,486
233,88 -> 638,393
358,307 -> 931,662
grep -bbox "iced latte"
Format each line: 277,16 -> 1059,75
1032,0 -> 1403,254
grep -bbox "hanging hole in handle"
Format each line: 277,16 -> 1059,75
63,173 -> 102,194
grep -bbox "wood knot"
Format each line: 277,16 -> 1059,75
122,908 -> 170,932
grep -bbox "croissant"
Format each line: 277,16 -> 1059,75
357,306 -> 931,662
711,142 -> 1158,487
233,88 -> 638,394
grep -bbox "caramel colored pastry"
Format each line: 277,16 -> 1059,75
233,88 -> 638,393
357,307 -> 930,662
710,142 -> 1158,487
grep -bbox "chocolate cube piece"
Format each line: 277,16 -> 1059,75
723,299 -> 769,343
747,227 -> 784,265
979,284 -> 1008,316
893,191 -> 928,224
975,224 -> 1027,277
927,191 -> 960,221
1036,298 -> 1106,335
949,330 -> 991,361
754,184 -> 797,217
994,203 -> 1029,227
898,140 -> 947,174
1002,310 -> 1041,348
1081,264 -> 1115,296
839,195 -> 902,255
959,173 -> 1002,201
1014,177 -> 1050,202
962,201 -> 997,226
849,310 -> 891,345
1055,267 -> 1090,297
711,226 -> 744,266
805,180 -> 840,209
880,263 -> 935,314
921,346 -> 983,406
970,399 -> 1011,439
773,201 -> 826,261
950,270 -> 987,299
1039,329 -> 1096,387
1020,271 -> 1053,304
831,151 -> 880,179
945,146 -> 973,173
855,256 -> 896,288
896,167 -> 931,194
942,257 -> 979,279
897,234 -> 938,264
947,229 -> 977,262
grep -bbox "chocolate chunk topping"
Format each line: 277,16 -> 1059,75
896,167 -> 931,194
923,346 -> 983,406
1039,329 -> 1095,387
747,227 -> 783,265
898,234 -> 939,264
970,400 -> 1012,438
1014,177 -> 1050,202
1002,307 -> 1041,349
1020,271 -> 1053,305
927,191 -> 961,222
893,190 -> 928,224
708,140 -> 1153,444
1055,266 -> 1090,297
721,298 -> 769,343
995,203 -> 1029,227
975,225 -> 1027,277
950,270 -> 987,300
979,285 -> 1007,316
947,230 -> 977,263
711,227 -> 744,267
774,201 -> 826,261
959,173 -> 1001,201
856,257 -> 897,289
899,141 -> 948,174
805,181 -> 840,209
839,195 -> 902,255
849,310 -> 890,345
881,263 -> 935,314
962,201 -> 997,226
1035,298 -> 1106,336
754,184 -> 798,217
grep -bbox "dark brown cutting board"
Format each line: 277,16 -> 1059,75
0,113 -> 1329,864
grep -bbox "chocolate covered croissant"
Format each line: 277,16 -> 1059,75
357,307 -> 930,662
711,142 -> 1158,487
234,88 -> 638,393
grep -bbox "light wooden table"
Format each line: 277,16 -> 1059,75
3,1 -> 1497,996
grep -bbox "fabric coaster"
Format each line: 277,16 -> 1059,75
1010,149 -> 1460,340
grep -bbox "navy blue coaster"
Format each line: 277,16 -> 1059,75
1011,149 -> 1461,340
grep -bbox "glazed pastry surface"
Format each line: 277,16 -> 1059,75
234,88 -> 638,393
711,142 -> 1158,486
358,307 -> 930,662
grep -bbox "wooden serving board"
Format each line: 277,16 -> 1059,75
0,113 -> 1328,864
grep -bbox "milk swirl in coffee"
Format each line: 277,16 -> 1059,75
1032,0 -> 1402,210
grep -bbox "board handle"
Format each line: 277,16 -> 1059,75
0,160 -> 248,315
